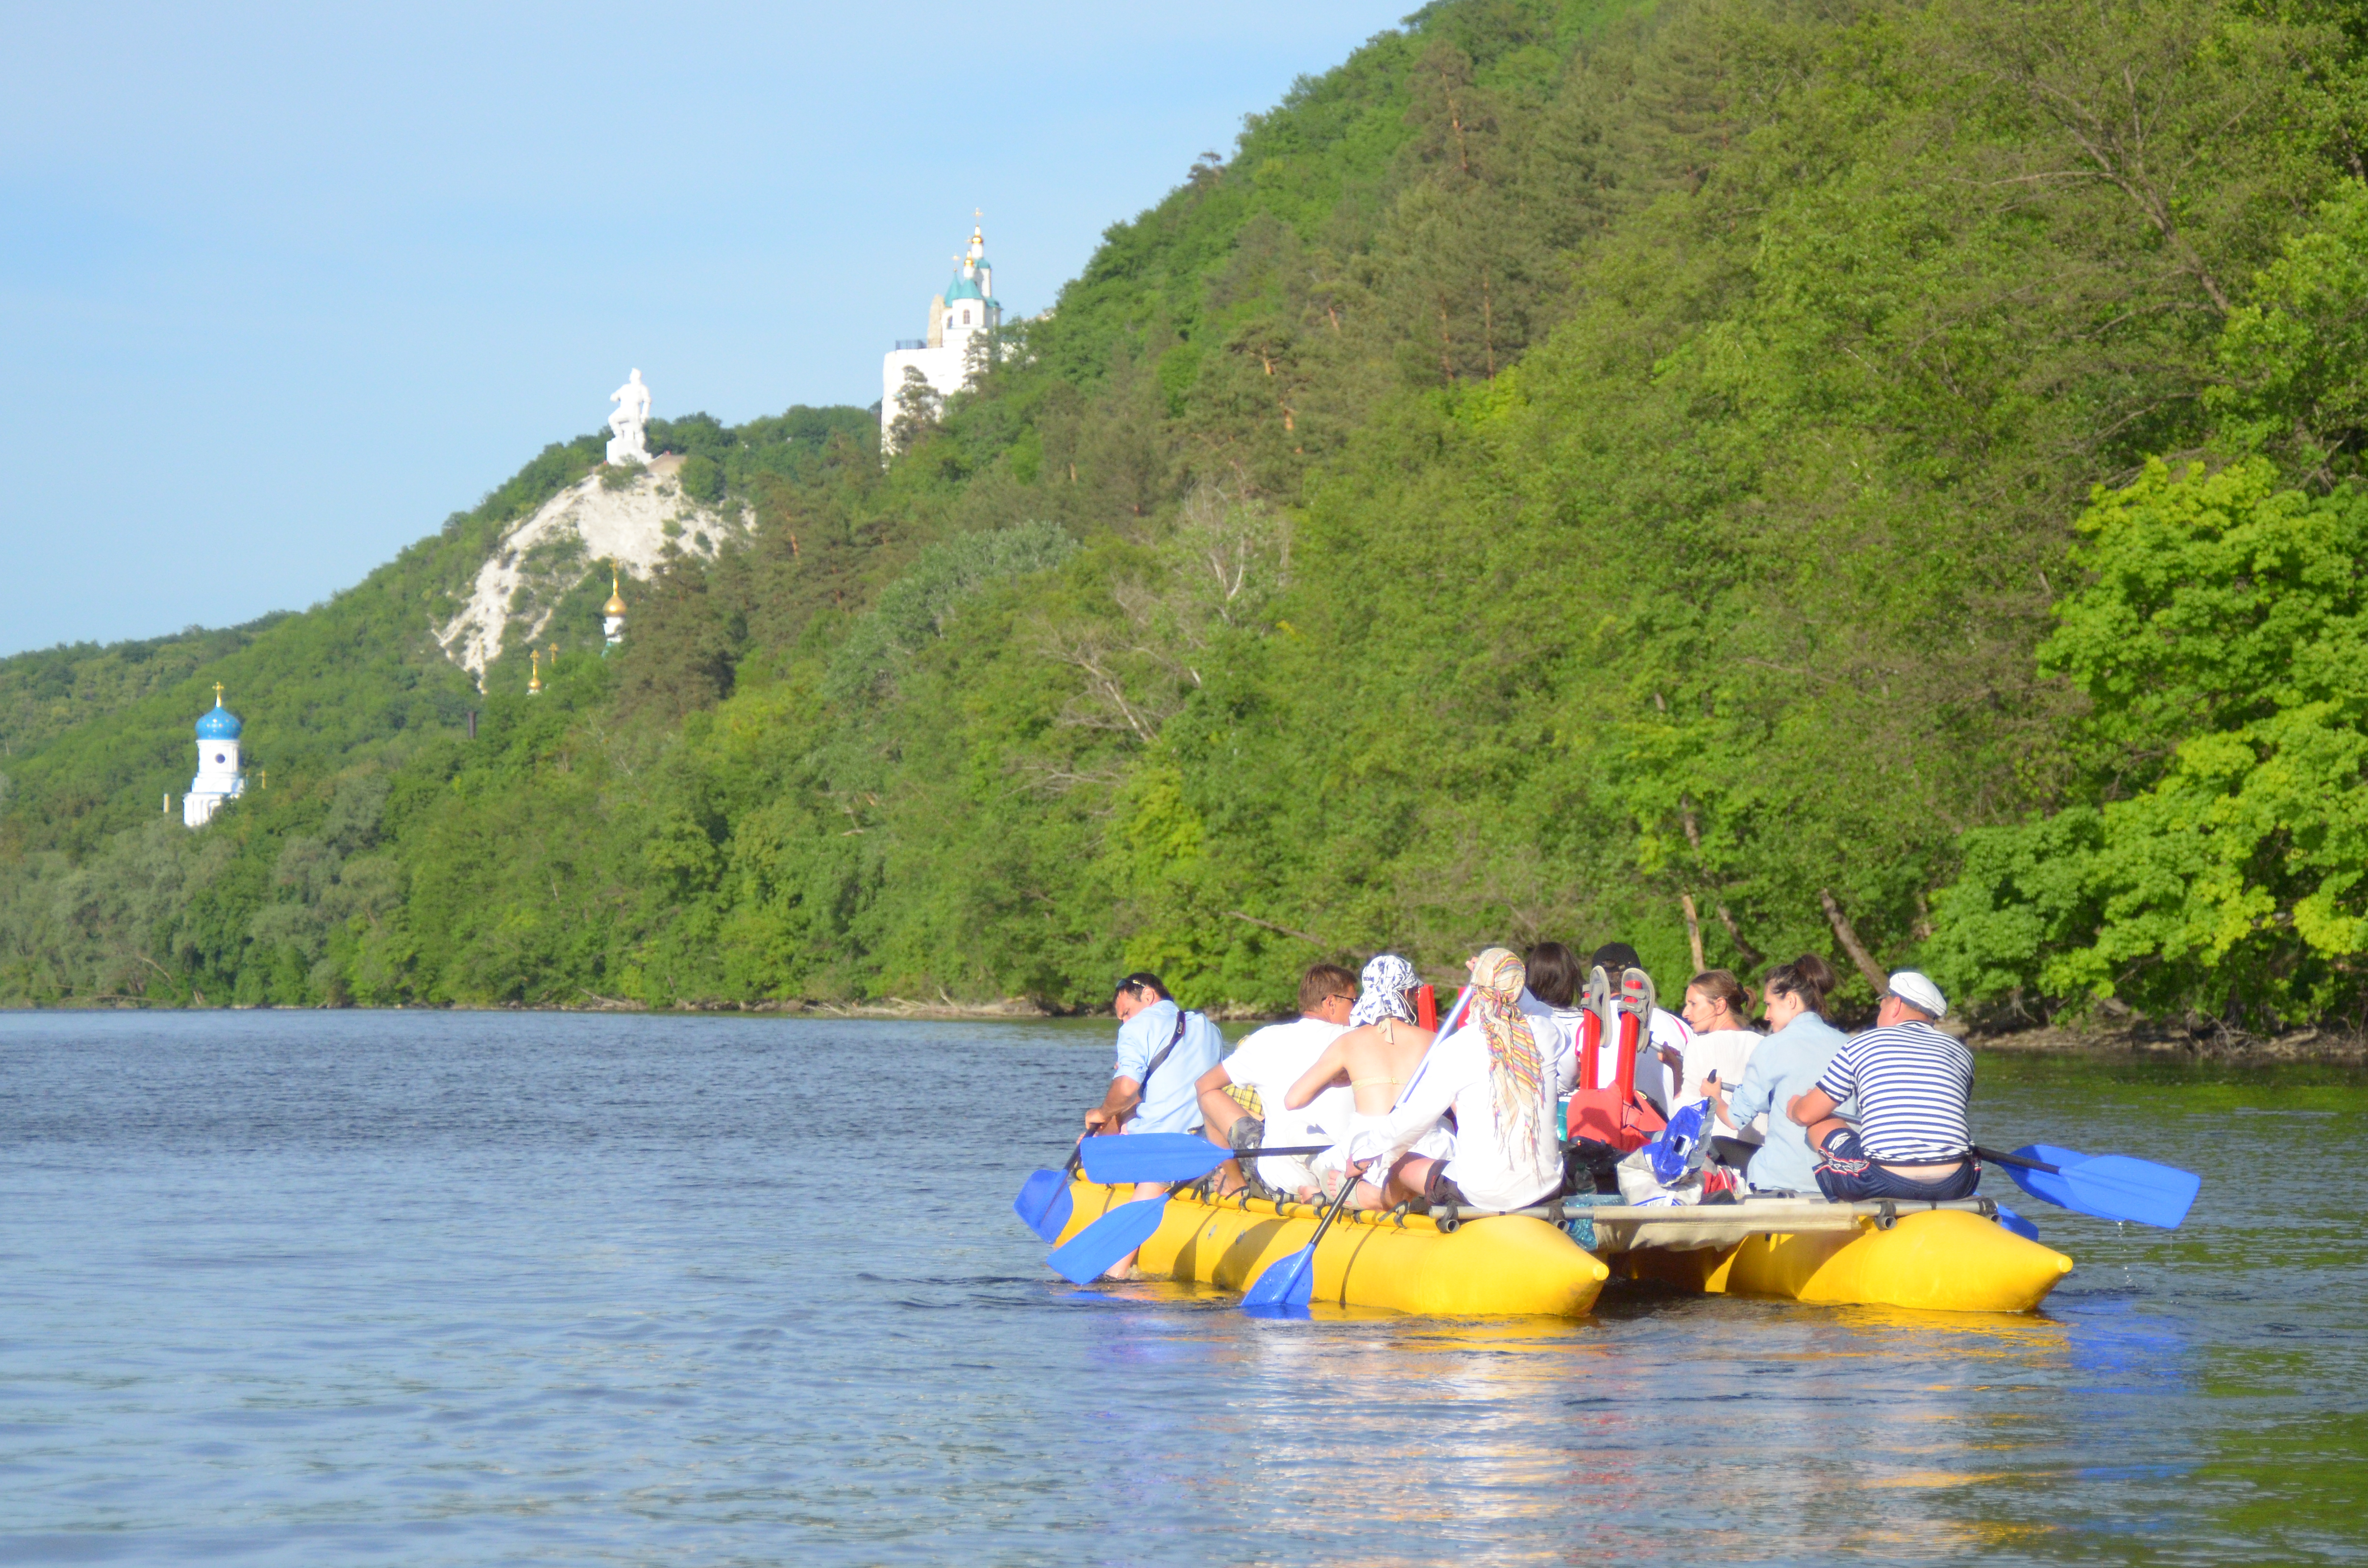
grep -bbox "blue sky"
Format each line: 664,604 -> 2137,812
0,1 -> 1409,656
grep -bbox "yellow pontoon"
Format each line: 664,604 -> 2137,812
1051,1181 -> 2072,1317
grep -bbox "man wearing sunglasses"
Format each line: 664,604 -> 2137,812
1083,972 -> 1227,1141
1192,963 -> 1359,1200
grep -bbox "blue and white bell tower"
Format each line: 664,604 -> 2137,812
183,684 -> 247,828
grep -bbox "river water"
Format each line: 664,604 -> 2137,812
0,1010 -> 2359,1565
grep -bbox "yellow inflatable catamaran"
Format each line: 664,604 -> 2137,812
1051,1179 -> 2072,1317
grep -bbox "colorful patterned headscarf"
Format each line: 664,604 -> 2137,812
1350,953 -> 1421,1027
1468,947 -> 1545,1165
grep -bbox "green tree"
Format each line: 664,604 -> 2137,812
1930,459 -> 2368,1026
886,368 -> 942,455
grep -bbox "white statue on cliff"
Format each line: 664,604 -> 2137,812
607,368 -> 652,466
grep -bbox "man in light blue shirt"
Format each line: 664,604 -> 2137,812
1083,972 -> 1226,1139
1078,972 -> 1226,1281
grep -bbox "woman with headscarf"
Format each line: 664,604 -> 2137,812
1312,947 -> 1576,1213
1285,952 -> 1453,1208
1283,953 -> 1433,1129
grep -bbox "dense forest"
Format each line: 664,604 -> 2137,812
10,0 -> 2368,1034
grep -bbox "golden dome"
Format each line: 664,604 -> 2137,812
603,568 -> 627,617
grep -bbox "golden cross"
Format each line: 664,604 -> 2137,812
212,681 -> 223,705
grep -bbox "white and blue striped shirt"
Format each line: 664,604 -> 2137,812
1813,1020 -> 1973,1162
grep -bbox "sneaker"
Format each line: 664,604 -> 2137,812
1583,964 -> 1611,1016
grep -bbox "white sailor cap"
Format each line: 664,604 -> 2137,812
1887,969 -> 1949,1018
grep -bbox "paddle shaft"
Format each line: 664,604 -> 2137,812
1299,1168 -> 1362,1259
1253,1167 -> 1364,1306
1083,1142 -> 1336,1159
1973,1145 -> 2060,1176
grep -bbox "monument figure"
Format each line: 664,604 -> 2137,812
607,368 -> 653,466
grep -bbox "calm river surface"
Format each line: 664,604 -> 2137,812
0,1010 -> 2360,1565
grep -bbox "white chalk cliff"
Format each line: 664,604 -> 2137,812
435,453 -> 750,682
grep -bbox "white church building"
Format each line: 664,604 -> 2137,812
881,219 -> 1001,451
183,685 -> 247,828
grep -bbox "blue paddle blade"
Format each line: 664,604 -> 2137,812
2005,1143 -> 2200,1230
1045,1195 -> 1170,1284
1078,1133 -> 1229,1186
1994,1203 -> 2040,1242
1241,1246 -> 1317,1311
1012,1169 -> 1073,1242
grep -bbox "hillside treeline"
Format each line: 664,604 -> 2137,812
9,0 -> 2368,1032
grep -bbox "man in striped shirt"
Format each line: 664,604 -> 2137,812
1785,970 -> 1980,1202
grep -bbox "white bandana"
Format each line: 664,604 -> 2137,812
1349,953 -> 1421,1027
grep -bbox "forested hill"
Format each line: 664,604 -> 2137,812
12,0 -> 2368,1036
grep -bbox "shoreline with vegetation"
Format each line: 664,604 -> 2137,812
16,993 -> 2368,1070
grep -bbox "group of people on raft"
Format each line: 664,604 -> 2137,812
1078,943 -> 1975,1278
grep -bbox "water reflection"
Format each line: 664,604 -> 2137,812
1057,1284 -> 2113,1560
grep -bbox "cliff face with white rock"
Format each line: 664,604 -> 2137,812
435,453 -> 751,682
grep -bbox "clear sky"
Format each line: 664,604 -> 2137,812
0,1 -> 1409,657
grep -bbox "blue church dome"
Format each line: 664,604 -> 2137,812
945,274 -> 986,303
195,698 -> 242,740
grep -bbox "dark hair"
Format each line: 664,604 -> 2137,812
1590,942 -> 1642,976
1298,963 -> 1358,1014
1686,968 -> 1754,1022
1523,943 -> 1581,1008
1762,953 -> 1839,1018
1113,971 -> 1170,1002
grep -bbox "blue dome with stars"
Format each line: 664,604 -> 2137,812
195,698 -> 242,740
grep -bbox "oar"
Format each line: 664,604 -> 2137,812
1241,1166 -> 1362,1315
1077,1133 -> 1331,1186
1975,1143 -> 2199,1230
1044,1181 -> 1187,1285
1012,1145 -> 1082,1242
1438,984 -> 1474,1039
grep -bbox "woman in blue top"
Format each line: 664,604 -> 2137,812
1703,954 -> 1847,1194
